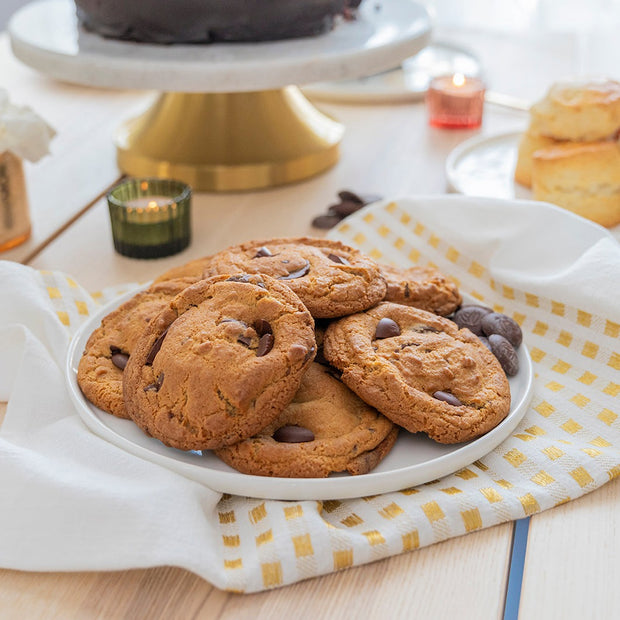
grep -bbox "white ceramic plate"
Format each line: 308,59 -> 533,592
446,131 -> 532,200
9,0 -> 431,92
303,41 -> 481,103
66,289 -> 533,500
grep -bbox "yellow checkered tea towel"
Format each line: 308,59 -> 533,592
0,196 -> 617,593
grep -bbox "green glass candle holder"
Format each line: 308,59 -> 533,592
107,178 -> 191,259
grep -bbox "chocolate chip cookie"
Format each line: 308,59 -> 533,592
204,237 -> 387,318
215,363 -> 398,477
380,264 -> 462,316
122,274 -> 316,450
323,302 -> 511,444
77,278 -> 195,418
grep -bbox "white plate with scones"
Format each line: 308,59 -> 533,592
66,287 -> 533,501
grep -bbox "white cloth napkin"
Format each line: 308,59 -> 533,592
0,195 -> 618,593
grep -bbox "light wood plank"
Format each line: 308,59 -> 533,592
519,478 -> 620,618
0,522 -> 512,620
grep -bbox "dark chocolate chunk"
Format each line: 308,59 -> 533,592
433,391 -> 463,406
328,200 -> 363,217
237,335 -> 252,347
109,345 -> 122,354
337,190 -> 365,204
226,274 -> 252,283
254,319 -> 272,337
488,334 -> 519,376
256,333 -> 274,357
254,246 -> 272,258
327,253 -> 350,265
312,214 -> 341,229
278,259 -> 310,280
111,352 -> 129,370
481,313 -> 522,348
144,372 -> 164,393
452,305 -> 493,336
375,317 -> 401,339
145,327 -> 169,366
273,425 -> 315,443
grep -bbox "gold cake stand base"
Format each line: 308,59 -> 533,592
115,87 -> 344,191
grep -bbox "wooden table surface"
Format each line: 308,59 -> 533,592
1,14 -> 620,619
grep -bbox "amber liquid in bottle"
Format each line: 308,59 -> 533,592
0,151 -> 31,252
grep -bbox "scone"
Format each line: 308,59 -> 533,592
380,263 -> 461,316
323,302 -> 511,444
204,237 -> 387,318
514,130 -> 563,188
532,140 -> 620,228
215,363 -> 398,478
122,274 -> 316,451
77,278 -> 195,418
529,79 -> 620,141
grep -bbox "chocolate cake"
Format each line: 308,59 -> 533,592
75,0 -> 362,44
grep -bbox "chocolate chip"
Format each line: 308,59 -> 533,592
144,372 -> 164,392
481,313 -> 522,348
273,425 -> 315,443
327,253 -> 350,265
433,391 -> 463,406
337,190 -> 365,204
254,246 -> 272,258
452,305 -> 493,336
278,259 -> 310,280
328,200 -> 363,217
488,334 -> 519,376
110,345 -> 121,354
254,319 -> 272,336
111,352 -> 129,370
312,214 -> 341,229
375,317 -> 401,339
237,335 -> 252,347
226,275 -> 252,283
404,283 -> 410,298
146,327 -> 169,366
256,333 -> 274,357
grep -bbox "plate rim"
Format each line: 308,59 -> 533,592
65,285 -> 534,500
445,130 -> 524,195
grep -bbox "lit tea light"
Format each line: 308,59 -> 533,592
426,73 -> 486,129
107,178 -> 192,259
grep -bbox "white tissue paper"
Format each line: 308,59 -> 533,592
0,89 -> 56,162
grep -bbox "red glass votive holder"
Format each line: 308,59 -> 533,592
426,74 -> 486,129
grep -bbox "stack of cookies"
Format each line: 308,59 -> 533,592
514,78 -> 620,228
78,237 -> 517,478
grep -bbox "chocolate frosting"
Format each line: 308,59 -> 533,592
75,0 -> 356,44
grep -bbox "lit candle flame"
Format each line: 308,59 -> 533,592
452,73 -> 466,87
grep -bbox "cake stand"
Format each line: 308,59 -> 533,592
8,0 -> 431,191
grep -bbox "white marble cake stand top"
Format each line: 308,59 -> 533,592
9,0 -> 432,92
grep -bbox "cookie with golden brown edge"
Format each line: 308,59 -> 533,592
215,363 -> 398,477
203,237 -> 387,318
77,278 -> 196,418
380,263 -> 462,316
123,274 -> 316,451
323,302 -> 511,444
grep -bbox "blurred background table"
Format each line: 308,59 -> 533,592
1,1 -> 619,617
